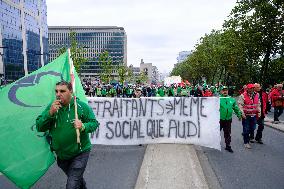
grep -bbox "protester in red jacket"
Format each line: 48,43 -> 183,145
238,83 -> 261,149
270,84 -> 284,123
203,88 -> 213,97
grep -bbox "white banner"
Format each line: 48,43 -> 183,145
88,97 -> 221,150
164,76 -> 182,86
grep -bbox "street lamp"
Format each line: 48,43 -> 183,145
0,53 -> 3,85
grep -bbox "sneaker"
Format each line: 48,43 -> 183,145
273,121 -> 280,124
256,140 -> 263,144
244,143 -> 252,149
250,139 -> 256,143
225,146 -> 234,153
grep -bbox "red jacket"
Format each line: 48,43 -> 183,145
270,88 -> 284,107
243,91 -> 260,116
203,90 -> 213,97
258,91 -> 268,117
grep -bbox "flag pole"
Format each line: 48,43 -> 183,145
68,49 -> 81,145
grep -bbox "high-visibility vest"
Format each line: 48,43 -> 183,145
243,92 -> 259,116
97,88 -> 102,96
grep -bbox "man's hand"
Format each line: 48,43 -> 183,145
74,119 -> 83,130
242,113 -> 246,119
49,100 -> 62,116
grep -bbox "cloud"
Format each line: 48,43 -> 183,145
46,0 -> 237,73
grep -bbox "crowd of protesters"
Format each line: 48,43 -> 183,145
82,79 -> 283,152
82,80 -> 236,98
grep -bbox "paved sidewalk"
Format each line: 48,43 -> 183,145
264,117 -> 284,132
135,144 -> 209,189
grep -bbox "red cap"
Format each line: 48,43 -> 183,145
247,83 -> 255,89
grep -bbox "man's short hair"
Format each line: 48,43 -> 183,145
56,80 -> 73,91
254,83 -> 261,87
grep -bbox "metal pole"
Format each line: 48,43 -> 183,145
0,47 -> 7,85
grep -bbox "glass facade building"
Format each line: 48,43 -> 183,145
177,51 -> 191,63
48,26 -> 127,78
0,0 -> 48,82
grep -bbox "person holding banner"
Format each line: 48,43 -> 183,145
36,81 -> 99,189
220,86 -> 242,153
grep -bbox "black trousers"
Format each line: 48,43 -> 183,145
274,106 -> 283,121
57,151 -> 90,189
220,119 -> 232,146
255,118 -> 264,141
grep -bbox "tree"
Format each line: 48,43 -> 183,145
136,71 -> 148,84
171,1 -> 284,87
117,65 -> 129,84
126,68 -> 134,83
224,0 -> 284,84
98,51 -> 113,84
59,31 -> 88,76
171,29 -> 250,87
266,56 -> 284,86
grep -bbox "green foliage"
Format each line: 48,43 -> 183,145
136,71 -> 148,84
98,51 -> 113,84
59,31 -> 88,75
266,56 -> 284,85
172,29 -> 247,86
224,0 -> 284,84
117,65 -> 129,84
171,0 -> 284,87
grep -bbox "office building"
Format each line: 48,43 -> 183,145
174,51 -> 191,68
177,51 -> 191,63
140,59 -> 160,84
48,26 -> 127,78
0,0 -> 48,82
129,64 -> 140,77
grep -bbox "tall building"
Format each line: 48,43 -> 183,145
140,59 -> 160,84
174,51 -> 191,68
0,0 -> 48,82
48,26 -> 127,78
129,64 -> 140,77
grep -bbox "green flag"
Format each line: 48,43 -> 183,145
0,51 -> 86,189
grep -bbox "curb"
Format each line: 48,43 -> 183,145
264,117 -> 284,132
264,122 -> 284,132
194,146 -> 222,189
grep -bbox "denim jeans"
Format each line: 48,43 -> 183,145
242,116 -> 256,144
274,106 -> 283,121
57,151 -> 90,189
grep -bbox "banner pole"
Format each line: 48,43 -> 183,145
68,48 -> 81,145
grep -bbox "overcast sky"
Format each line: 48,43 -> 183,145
46,0 -> 237,73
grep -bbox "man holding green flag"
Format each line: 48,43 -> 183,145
0,51 -> 88,188
36,80 -> 99,189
